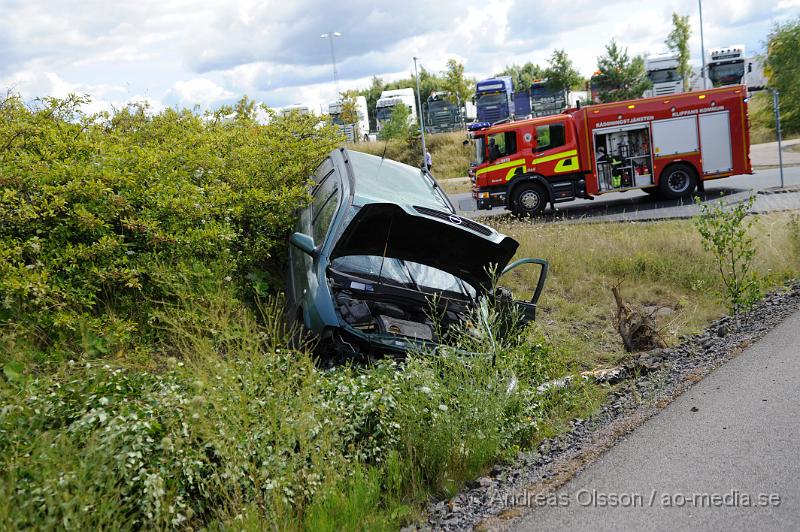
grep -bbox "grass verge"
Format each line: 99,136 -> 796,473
1,213 -> 798,530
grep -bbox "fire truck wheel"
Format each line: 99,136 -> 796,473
659,163 -> 697,199
512,183 -> 547,217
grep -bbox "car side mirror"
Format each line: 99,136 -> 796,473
290,232 -> 317,256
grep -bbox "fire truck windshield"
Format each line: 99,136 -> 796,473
648,68 -> 680,83
474,136 -> 486,164
709,62 -> 744,86
477,93 -> 506,108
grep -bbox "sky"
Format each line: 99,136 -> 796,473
1,0 -> 797,115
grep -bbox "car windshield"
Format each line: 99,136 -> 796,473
477,93 -> 506,108
648,68 -> 680,83
331,255 -> 477,298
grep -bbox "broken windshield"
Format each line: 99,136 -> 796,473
331,255 -> 476,298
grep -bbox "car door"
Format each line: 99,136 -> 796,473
498,258 -> 549,323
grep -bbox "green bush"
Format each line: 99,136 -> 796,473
0,94 -> 341,357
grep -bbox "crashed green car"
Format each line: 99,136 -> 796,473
285,148 -> 548,356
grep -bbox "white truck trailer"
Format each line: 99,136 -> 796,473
328,95 -> 370,142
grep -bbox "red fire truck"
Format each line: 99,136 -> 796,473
469,86 -> 752,216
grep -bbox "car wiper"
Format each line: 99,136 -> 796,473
400,259 -> 422,292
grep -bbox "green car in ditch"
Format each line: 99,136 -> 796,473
285,148 -> 548,356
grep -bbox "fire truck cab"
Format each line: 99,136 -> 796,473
470,86 -> 752,216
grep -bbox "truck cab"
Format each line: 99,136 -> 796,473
376,88 -> 418,132
644,53 -> 683,96
708,45 -> 746,87
425,92 -> 463,133
471,114 -> 585,213
475,77 -> 514,123
529,80 -> 567,117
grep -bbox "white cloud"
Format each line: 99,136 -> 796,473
166,77 -> 234,107
0,0 -> 796,114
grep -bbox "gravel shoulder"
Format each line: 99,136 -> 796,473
420,282 -> 800,531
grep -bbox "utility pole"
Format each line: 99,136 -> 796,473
320,32 -> 342,96
773,89 -> 785,188
698,0 -> 707,89
413,57 -> 428,170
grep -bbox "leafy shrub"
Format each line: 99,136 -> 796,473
695,196 -> 760,316
0,94 -> 341,355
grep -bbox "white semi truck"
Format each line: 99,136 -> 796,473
707,45 -> 747,87
644,53 -> 683,97
328,95 -> 370,142
280,104 -> 311,117
375,88 -> 418,132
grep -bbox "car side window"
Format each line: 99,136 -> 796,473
535,123 -> 565,152
311,172 -> 340,245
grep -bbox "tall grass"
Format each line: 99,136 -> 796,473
0,276 -> 580,529
351,131 -> 473,179
489,212 -> 800,369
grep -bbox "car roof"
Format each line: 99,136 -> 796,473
342,149 -> 452,212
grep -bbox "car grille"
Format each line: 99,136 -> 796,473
413,206 -> 493,236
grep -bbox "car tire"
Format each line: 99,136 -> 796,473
512,182 -> 548,217
659,163 -> 697,199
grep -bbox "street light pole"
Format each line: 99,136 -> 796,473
413,57 -> 427,170
699,0 -> 707,89
773,89 -> 785,188
320,31 -> 342,95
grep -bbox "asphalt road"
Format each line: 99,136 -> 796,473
510,310 -> 800,531
450,166 -> 800,223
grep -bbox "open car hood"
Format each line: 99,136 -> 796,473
330,203 -> 518,290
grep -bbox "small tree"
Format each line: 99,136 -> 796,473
665,13 -> 692,92
495,62 -> 545,92
695,196 -> 760,318
338,90 -> 361,142
764,17 -> 800,135
545,49 -> 582,97
442,59 -> 473,106
378,103 -> 412,141
594,40 -> 652,102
